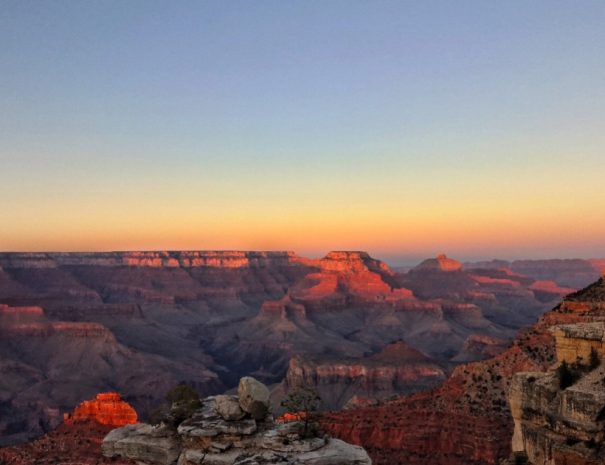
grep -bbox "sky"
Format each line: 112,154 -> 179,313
1,1 -> 604,264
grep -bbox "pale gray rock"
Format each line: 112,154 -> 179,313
261,422 -> 325,453
103,377 -> 371,465
102,423 -> 181,465
178,448 -> 243,465
238,376 -> 270,420
177,415 -> 257,438
294,438 -> 372,464
216,394 -> 246,421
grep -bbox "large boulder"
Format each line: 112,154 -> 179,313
215,394 -> 246,421
237,376 -> 270,420
102,423 -> 181,465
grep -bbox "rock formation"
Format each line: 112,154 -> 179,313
102,377 -> 371,465
282,342 -> 446,409
64,392 -> 138,426
322,274 -> 605,465
465,258 -> 603,289
551,322 -> 605,364
509,322 -> 605,465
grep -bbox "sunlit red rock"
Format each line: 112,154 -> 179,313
64,392 -> 138,427
276,411 -> 307,423
528,279 -> 575,295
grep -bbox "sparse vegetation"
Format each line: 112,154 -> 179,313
556,361 -> 580,389
281,385 -> 322,439
150,384 -> 201,427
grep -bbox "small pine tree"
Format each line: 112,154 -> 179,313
150,384 -> 201,427
281,386 -> 322,439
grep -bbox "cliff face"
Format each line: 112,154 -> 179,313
0,251 -> 306,269
322,276 -> 605,465
508,321 -> 605,465
283,342 -> 446,409
552,323 -> 605,364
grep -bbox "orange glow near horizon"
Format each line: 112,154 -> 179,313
2,178 -> 604,260
2,119 -> 604,260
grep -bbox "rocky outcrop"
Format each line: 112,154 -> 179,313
103,423 -> 181,465
509,322 -> 605,465
322,277 -> 605,465
102,377 -> 371,465
64,392 -> 138,426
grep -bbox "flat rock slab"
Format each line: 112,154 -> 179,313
178,417 -> 257,438
262,428 -> 326,453
102,423 -> 181,465
294,438 -> 372,465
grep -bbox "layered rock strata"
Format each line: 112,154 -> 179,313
509,322 -> 605,465
284,342 -> 446,409
0,251 -> 583,445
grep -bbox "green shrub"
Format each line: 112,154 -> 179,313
150,384 -> 201,427
281,386 -> 322,439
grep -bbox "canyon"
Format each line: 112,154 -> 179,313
0,250 -> 602,461
322,269 -> 605,465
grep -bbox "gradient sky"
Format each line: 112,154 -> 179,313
1,1 -> 604,263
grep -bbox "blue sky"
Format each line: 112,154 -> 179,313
1,1 -> 604,262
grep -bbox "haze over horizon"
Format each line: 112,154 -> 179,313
2,1 -> 604,258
